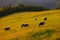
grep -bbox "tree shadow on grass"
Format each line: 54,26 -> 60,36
56,38 -> 60,40
27,29 -> 56,40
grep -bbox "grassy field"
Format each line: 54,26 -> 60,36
0,10 -> 60,40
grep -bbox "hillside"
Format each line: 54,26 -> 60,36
0,10 -> 60,40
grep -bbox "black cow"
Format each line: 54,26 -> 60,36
39,22 -> 45,26
44,18 -> 47,21
21,24 -> 29,28
4,27 -> 10,30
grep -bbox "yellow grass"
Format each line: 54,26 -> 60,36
0,10 -> 60,40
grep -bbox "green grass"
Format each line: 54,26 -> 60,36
9,37 -> 20,40
27,29 -> 56,40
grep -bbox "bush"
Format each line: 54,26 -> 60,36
0,4 -> 49,18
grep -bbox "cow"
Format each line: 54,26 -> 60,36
35,18 -> 37,21
44,18 -> 47,21
39,22 -> 45,26
4,26 -> 10,30
21,24 -> 29,28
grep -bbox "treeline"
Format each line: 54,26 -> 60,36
56,6 -> 60,9
0,4 -> 49,18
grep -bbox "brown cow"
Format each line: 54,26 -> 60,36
44,18 -> 47,21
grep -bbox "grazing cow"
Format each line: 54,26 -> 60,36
35,18 -> 37,20
21,24 -> 29,28
39,22 -> 45,26
44,18 -> 47,21
4,27 -> 10,30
